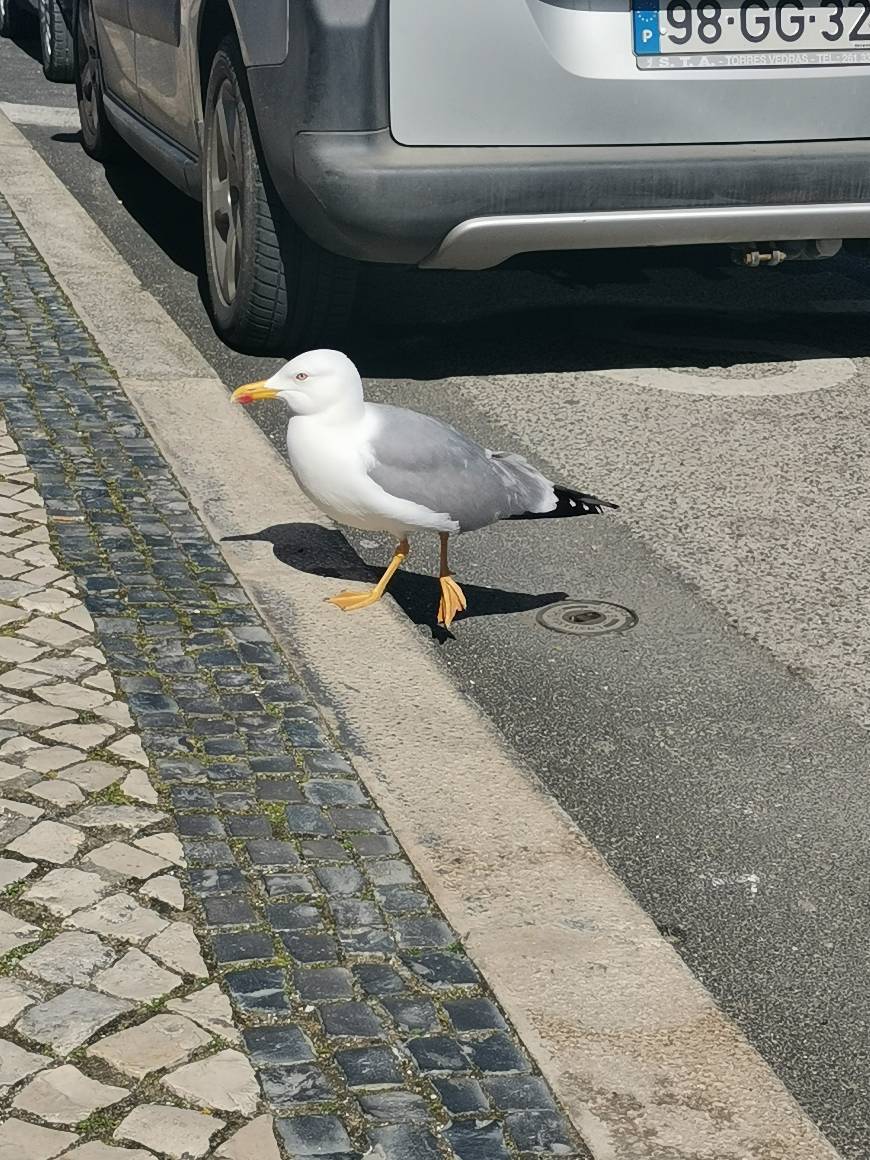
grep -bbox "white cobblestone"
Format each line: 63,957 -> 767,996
66,893 -> 169,945
84,841 -> 171,881
134,832 -> 183,866
0,907 -> 41,954
146,922 -> 207,978
215,1116 -> 280,1160
165,983 -> 240,1044
22,746 -> 86,773
68,805 -> 166,832
162,1048 -> 259,1115
19,618 -> 86,649
39,723 -> 116,749
8,820 -> 85,864
140,874 -> 184,911
20,931 -> 115,986
26,779 -> 85,808
93,948 -> 181,1003
121,768 -> 158,805
59,760 -> 123,791
0,977 -> 43,1026
0,1040 -> 50,1089
16,987 -> 132,1055
24,867 -> 112,916
114,1105 -> 223,1160
107,734 -> 148,766
0,1118 -> 77,1160
0,702 -> 77,729
0,856 -> 37,887
12,1064 -> 128,1125
34,683 -> 111,711
90,1013 -> 211,1079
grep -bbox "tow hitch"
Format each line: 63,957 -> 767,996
733,240 -> 842,268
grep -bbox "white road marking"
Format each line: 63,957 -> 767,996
0,101 -> 80,131
592,334 -> 856,397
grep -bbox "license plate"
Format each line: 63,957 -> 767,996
633,0 -> 870,66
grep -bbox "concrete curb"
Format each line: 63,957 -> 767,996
0,108 -> 843,1160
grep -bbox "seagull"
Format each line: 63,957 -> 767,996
231,350 -> 617,628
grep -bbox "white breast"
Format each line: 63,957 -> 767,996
285,414 -> 456,536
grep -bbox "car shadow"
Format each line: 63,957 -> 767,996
37,116 -> 870,378
101,149 -> 205,278
8,11 -> 42,65
221,522 -> 567,643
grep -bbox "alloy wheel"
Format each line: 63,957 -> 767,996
76,0 -> 100,140
207,80 -> 243,307
39,0 -> 51,63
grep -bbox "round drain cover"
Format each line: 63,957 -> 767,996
536,598 -> 637,637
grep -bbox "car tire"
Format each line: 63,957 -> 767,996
0,0 -> 18,38
202,37 -> 357,355
40,0 -> 75,82
74,0 -> 118,160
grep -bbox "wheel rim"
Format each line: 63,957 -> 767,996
40,0 -> 52,62
207,79 -> 243,307
77,1 -> 100,140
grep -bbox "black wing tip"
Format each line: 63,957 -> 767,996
508,487 -> 619,521
555,487 -> 620,515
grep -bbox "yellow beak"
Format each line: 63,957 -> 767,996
230,380 -> 279,406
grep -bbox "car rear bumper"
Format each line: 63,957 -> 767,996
259,122 -> 870,267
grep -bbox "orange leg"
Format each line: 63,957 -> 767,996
329,539 -> 409,612
437,533 -> 467,628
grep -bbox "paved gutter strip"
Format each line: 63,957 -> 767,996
0,199 -> 592,1160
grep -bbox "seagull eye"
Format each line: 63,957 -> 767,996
295,373 -> 308,382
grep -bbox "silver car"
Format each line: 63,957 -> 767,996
72,0 -> 870,354
1,0 -> 75,81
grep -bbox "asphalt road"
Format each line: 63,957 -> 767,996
3,21 -> 870,1157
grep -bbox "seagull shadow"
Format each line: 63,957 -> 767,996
222,522 -> 567,643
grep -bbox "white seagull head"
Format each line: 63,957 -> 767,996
231,349 -> 363,417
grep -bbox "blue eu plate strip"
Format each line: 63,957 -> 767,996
633,0 -> 661,53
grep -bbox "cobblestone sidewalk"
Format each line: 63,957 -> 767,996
0,197 -> 589,1160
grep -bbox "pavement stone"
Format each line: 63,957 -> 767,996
161,1047 -> 260,1115
0,977 -> 42,1026
8,819 -> 84,863
165,982 -> 240,1043
16,987 -> 132,1055
0,1119 -> 78,1160
26,778 -> 84,807
0,907 -> 40,954
89,1013 -> 212,1079
145,921 -> 208,977
0,1039 -> 50,1088
139,873 -> 184,910
83,840 -> 171,880
23,867 -> 112,916
20,931 -> 115,985
63,1147 -> 155,1160
114,1104 -> 224,1159
215,1115 -> 280,1160
12,1064 -> 128,1125
52,760 -> 121,790
93,948 -> 182,1002
0,198 -> 588,1160
65,893 -> 169,945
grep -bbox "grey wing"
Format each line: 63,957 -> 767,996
367,404 -> 556,532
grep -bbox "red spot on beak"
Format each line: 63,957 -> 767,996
237,393 -> 254,406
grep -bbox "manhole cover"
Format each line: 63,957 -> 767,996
536,599 -> 637,637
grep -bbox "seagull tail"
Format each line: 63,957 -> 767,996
509,485 -> 619,521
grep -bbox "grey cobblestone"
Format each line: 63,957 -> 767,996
0,196 -> 589,1159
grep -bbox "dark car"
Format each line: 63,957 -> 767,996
1,0 -> 75,82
